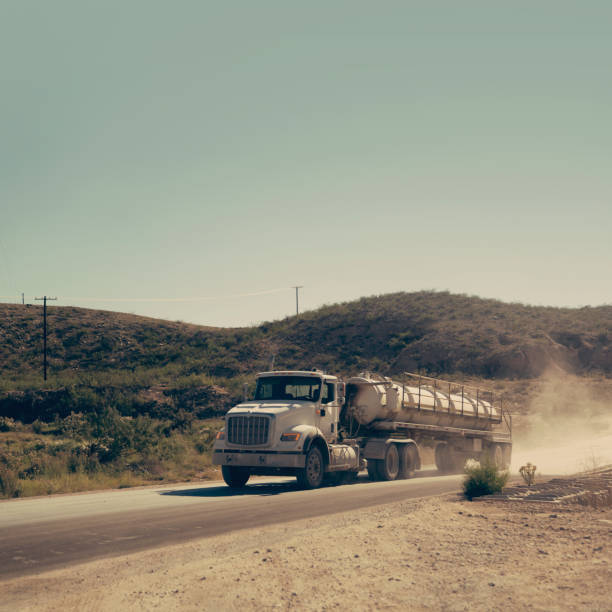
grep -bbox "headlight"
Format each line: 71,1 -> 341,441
280,432 -> 301,442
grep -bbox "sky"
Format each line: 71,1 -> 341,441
1,1 -> 610,327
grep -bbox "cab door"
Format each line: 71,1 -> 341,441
318,381 -> 339,441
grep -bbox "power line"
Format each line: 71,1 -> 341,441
59,287 -> 291,303
0,294 -> 26,303
10,286 -> 305,334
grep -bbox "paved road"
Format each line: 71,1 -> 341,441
0,470 -> 462,580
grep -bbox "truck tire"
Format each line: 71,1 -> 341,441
398,444 -> 417,479
297,446 -> 325,489
378,443 -> 400,481
221,466 -> 250,488
435,443 -> 452,473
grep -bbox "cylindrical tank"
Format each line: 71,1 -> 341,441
345,373 -> 499,431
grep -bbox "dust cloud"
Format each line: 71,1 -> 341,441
511,374 -> 612,475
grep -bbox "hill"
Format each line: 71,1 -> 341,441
1,291 -> 610,422
267,292 -> 611,378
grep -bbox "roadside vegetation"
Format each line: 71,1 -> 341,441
0,414 -> 222,499
462,457 -> 510,500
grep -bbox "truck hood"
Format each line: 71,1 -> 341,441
227,401 -> 314,417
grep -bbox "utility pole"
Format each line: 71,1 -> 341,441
292,285 -> 303,316
34,296 -> 57,381
21,292 -> 24,305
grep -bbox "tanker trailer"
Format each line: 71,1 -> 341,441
342,372 -> 512,478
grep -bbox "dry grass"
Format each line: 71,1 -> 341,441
0,418 -> 223,499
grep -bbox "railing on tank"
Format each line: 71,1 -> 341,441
400,372 -> 507,426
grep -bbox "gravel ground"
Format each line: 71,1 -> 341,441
1,474 -> 611,612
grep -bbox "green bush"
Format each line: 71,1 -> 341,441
462,457 -> 509,500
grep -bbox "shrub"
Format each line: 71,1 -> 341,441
58,412 -> 90,438
86,407 -> 132,462
0,417 -> 17,432
0,467 -> 21,498
462,457 -> 509,500
31,419 -> 44,433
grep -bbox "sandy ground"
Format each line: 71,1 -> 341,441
1,489 -> 611,612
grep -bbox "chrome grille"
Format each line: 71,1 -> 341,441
227,415 -> 270,446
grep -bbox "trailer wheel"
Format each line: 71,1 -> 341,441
398,444 -> 417,479
378,443 -> 400,481
435,443 -> 452,473
221,466 -> 250,489
297,446 -> 324,489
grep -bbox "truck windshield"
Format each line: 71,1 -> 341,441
254,376 -> 322,402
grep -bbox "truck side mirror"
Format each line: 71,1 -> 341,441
337,383 -> 346,402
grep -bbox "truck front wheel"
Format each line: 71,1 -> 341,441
222,465 -> 250,488
297,446 -> 325,489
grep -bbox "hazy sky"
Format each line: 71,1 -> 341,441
1,1 -> 610,327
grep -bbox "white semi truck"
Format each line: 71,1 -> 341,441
212,370 -> 512,489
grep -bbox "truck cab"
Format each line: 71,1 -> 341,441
212,371 -> 347,488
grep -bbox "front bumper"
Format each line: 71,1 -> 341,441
213,449 -> 305,469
